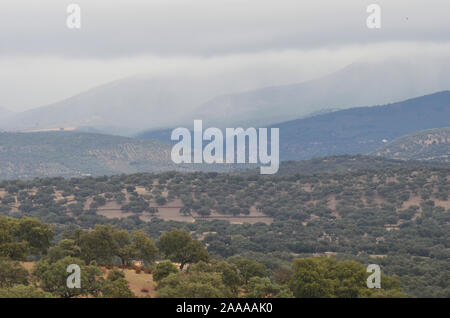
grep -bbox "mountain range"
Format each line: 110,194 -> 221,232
2,58 -> 450,135
194,58 -> 450,128
1,89 -> 446,180
141,91 -> 450,161
0,128 -> 445,180
0,76 -> 217,136
272,91 -> 450,160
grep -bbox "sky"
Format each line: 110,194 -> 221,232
0,0 -> 449,112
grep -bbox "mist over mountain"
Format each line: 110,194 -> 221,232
194,58 -> 450,127
141,91 -> 450,163
0,107 -> 13,120
0,75 -> 234,136
2,58 -> 450,136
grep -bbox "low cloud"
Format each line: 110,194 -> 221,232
0,0 -> 449,111
2,42 -> 450,112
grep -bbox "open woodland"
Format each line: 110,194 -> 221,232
0,157 -> 448,297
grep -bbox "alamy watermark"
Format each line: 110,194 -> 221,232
66,4 -> 81,29
366,264 -> 381,289
66,264 -> 81,289
65,4 -> 380,31
171,120 -> 279,174
366,4 -> 381,29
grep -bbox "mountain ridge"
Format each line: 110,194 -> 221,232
194,58 -> 450,127
139,91 -> 450,161
3,58 -> 450,134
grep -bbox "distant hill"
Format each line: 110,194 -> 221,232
2,129 -> 442,180
2,89 -> 449,180
0,132 -> 252,180
194,58 -> 450,127
0,132 -> 180,180
140,91 -> 450,161
273,91 -> 450,160
4,58 -> 450,135
373,127 -> 450,162
0,75 -> 229,136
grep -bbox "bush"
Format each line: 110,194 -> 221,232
153,261 -> 179,282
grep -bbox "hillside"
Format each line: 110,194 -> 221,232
0,131 -> 253,180
140,91 -> 450,161
273,91 -> 450,160
0,165 -> 448,297
194,58 -> 450,127
0,132 -> 179,180
4,58 -> 450,135
2,130 -> 443,180
374,127 -> 450,162
0,75 -> 226,135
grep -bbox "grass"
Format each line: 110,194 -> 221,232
121,269 -> 156,298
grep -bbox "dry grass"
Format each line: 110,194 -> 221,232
20,261 -> 35,272
121,269 -> 156,298
97,201 -> 133,219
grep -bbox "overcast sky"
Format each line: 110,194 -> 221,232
1,0 -> 449,111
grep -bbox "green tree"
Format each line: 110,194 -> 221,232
245,277 -> 293,298
233,258 -> 266,284
180,206 -> 191,216
78,225 -> 118,264
273,265 -> 293,285
14,217 -> 54,256
112,230 -> 134,266
0,284 -> 52,298
100,269 -> 135,298
213,261 -> 242,296
291,257 -> 353,298
153,260 -> 179,282
158,229 -> 208,269
290,257 -> 406,298
0,258 -> 29,288
156,271 -> 231,298
0,216 -> 53,260
132,230 -> 158,267
33,256 -> 102,298
47,239 -> 81,262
